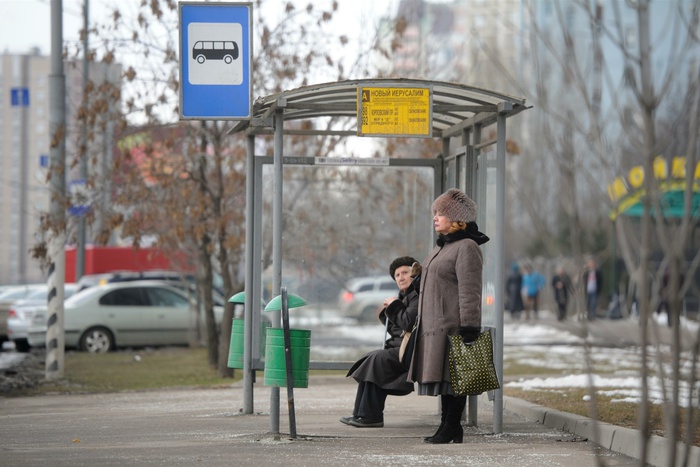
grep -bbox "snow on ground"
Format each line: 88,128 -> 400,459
500,318 -> 700,407
507,373 -> 699,407
294,311 -> 700,408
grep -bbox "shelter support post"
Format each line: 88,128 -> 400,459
243,134 -> 256,414
461,128 -> 471,196
465,126 -> 479,426
252,151 -> 264,368
270,100 -> 286,435
441,137 -> 450,187
493,105 -> 510,433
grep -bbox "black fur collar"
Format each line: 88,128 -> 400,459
437,222 -> 490,246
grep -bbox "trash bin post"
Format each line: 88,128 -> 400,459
263,290 -> 309,439
281,288 -> 297,439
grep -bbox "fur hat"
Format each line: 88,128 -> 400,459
432,189 -> 477,223
389,256 -> 418,280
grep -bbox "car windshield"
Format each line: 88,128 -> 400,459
26,284 -> 82,304
26,288 -> 48,300
0,287 -> 38,300
65,287 -> 97,307
65,284 -> 80,297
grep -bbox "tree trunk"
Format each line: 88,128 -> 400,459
636,1 -> 655,463
198,231 -> 218,368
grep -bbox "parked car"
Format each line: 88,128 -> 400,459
7,283 -> 80,352
0,284 -> 46,346
337,275 -> 399,322
78,270 -> 226,306
27,280 -> 224,353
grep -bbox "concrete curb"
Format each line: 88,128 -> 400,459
502,395 -> 700,467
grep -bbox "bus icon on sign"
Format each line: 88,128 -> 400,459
192,41 -> 239,64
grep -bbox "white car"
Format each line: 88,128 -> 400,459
7,284 -> 80,352
0,284 -> 46,345
28,280 -> 223,353
337,275 -> 399,322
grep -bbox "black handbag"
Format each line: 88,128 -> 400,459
447,330 -> 500,395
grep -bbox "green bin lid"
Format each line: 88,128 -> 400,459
264,293 -> 307,312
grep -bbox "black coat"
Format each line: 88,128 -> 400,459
552,273 -> 573,305
346,284 -> 418,394
507,270 -> 524,312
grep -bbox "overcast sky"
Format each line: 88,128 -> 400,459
0,0 -> 86,54
0,0 -> 399,56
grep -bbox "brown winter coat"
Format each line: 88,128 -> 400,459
408,236 -> 483,384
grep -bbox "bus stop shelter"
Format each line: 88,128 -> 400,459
229,78 -> 528,434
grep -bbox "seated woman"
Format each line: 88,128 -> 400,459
340,256 -> 420,428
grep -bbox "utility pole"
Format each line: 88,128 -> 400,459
46,0 -> 66,380
76,0 -> 89,280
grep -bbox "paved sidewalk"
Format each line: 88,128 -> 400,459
1,375 -> 642,467
3,316 -> 698,466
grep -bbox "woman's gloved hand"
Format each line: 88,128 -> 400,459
457,326 -> 481,344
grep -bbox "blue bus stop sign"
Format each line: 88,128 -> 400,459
179,2 -> 252,120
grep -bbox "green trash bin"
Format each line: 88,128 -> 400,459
227,319 -> 245,369
227,318 -> 269,369
263,327 -> 311,388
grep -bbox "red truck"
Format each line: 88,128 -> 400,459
65,246 -> 187,283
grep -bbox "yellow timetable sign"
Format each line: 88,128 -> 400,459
358,86 -> 432,137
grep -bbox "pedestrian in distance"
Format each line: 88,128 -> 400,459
407,188 -> 489,444
656,265 -> 683,328
521,264 -> 545,320
551,266 -> 573,321
341,256 -> 420,428
506,261 -> 524,320
583,257 -> 603,320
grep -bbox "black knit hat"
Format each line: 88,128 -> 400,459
389,256 -> 418,280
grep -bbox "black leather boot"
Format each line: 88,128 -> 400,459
424,395 -> 465,444
423,395 -> 449,442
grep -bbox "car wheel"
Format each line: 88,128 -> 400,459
196,55 -> 205,64
14,339 -> 31,353
224,55 -> 233,64
360,305 -> 378,323
80,327 -> 114,353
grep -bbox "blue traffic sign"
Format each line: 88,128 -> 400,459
11,88 -> 29,107
179,2 -> 252,120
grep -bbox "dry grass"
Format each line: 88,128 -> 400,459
504,387 -> 700,447
10,347 -> 240,396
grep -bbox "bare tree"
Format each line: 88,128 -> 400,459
34,1 -> 402,376
383,0 -> 700,462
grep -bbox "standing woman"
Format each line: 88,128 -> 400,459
408,189 -> 489,444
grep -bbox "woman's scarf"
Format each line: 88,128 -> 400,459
436,221 -> 489,247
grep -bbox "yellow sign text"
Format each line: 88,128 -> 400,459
357,86 -> 432,137
607,156 -> 700,202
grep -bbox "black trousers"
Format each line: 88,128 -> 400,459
353,381 -> 388,420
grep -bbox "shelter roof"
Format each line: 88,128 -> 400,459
231,78 -> 528,139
